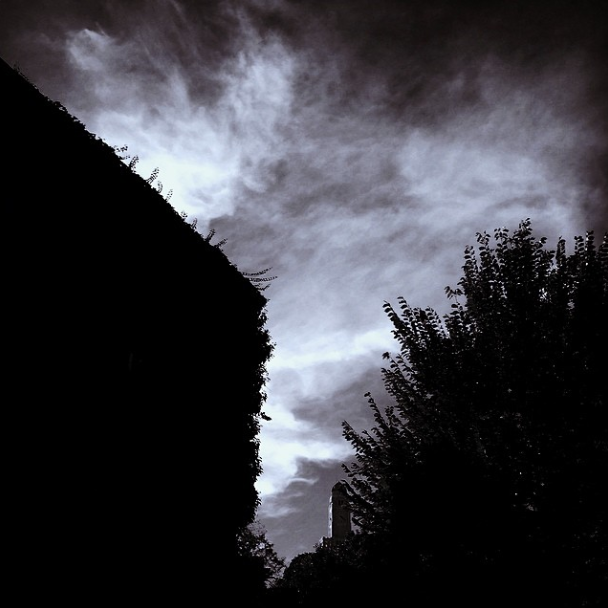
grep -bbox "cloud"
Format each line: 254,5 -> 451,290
58,6 -> 298,222
256,360 -> 379,495
258,457 -> 349,562
216,23 -> 606,542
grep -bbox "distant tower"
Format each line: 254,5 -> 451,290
328,481 -> 351,541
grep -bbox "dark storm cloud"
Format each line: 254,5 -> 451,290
227,0 -> 608,238
92,0 -> 242,105
298,3 -> 602,201
0,0 -> 244,109
3,1 -> 606,231
249,0 -> 608,119
291,365 -> 387,431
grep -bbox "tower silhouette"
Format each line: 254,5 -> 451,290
328,481 -> 351,541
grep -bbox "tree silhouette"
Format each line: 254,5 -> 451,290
341,220 -> 607,607
236,521 -> 286,602
277,538 -> 363,605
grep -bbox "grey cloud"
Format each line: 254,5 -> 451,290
0,0 -> 246,111
102,0 -> 242,105
259,457 -> 349,562
249,0 -> 608,126
260,365 -> 402,562
218,1 -> 607,252
291,365 -> 387,432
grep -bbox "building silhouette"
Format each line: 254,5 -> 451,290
1,57 -> 271,602
328,481 -> 352,542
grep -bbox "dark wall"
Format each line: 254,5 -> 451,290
1,58 -> 270,601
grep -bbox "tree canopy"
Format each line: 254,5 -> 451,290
336,220 -> 607,606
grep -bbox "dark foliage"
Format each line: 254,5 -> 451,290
277,538 -> 362,605
237,521 -> 286,604
1,57 -> 273,600
280,220 -> 607,606
337,220 -> 607,606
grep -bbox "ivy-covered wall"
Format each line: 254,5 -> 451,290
1,57 -> 272,600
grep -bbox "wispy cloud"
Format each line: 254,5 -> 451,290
63,11 -> 296,221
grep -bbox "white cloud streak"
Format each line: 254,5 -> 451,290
64,20 -> 296,221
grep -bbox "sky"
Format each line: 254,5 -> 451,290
1,0 -> 607,563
